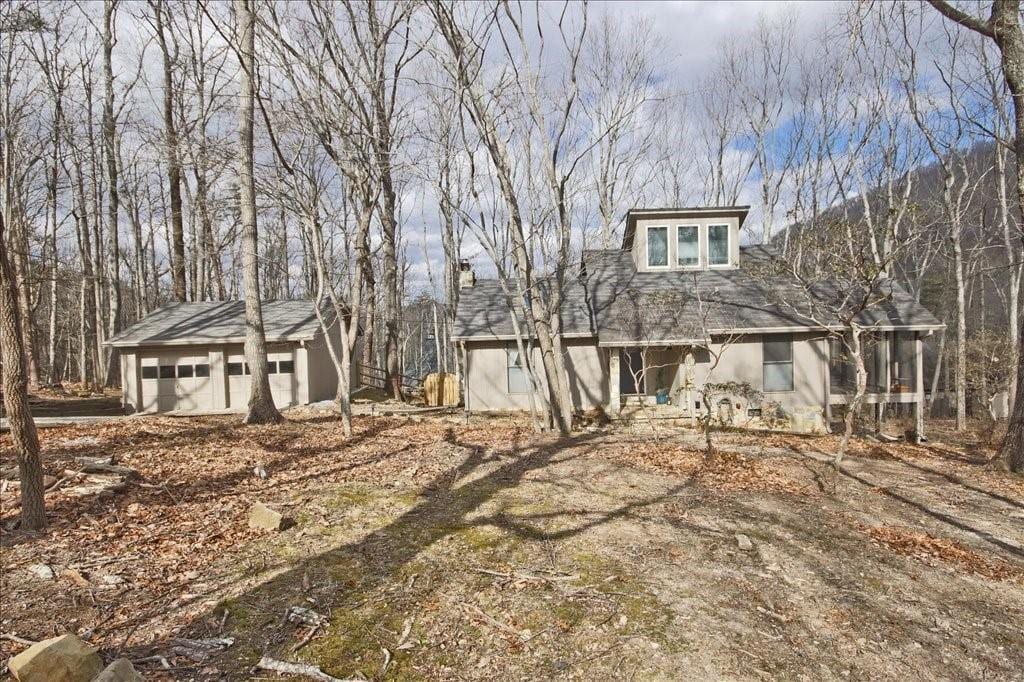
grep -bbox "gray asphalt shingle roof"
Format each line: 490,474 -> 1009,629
453,246 -> 943,344
106,301 -> 330,347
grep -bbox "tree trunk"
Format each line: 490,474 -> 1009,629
235,0 -> 281,425
952,227 -> 968,431
154,0 -> 187,301
103,0 -> 121,387
0,212 -> 46,530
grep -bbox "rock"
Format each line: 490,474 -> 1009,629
735,533 -> 754,551
248,502 -> 284,531
93,658 -> 143,682
28,564 -> 55,581
8,634 -> 103,682
43,475 -> 58,488
101,574 -> 125,586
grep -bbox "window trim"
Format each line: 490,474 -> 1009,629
506,345 -> 530,394
707,223 -> 731,268
645,225 -> 670,269
676,224 -> 701,269
762,334 -> 794,393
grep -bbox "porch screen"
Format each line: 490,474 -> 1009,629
893,332 -> 916,391
507,345 -> 530,393
647,226 -> 668,267
677,225 -> 699,266
763,335 -> 794,392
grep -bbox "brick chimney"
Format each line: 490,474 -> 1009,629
459,259 -> 475,289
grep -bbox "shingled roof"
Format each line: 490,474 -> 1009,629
452,246 -> 943,344
106,301 -> 332,348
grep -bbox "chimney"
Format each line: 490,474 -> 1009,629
459,259 -> 475,289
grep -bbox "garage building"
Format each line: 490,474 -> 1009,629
107,301 -> 344,414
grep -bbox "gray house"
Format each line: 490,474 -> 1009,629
452,206 -> 943,431
107,301 -> 345,414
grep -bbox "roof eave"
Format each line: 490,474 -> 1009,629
105,332 -> 320,348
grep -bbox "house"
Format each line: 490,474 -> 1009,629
451,206 -> 944,432
107,301 -> 346,414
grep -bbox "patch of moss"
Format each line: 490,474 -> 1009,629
303,599 -> 416,679
571,551 -> 676,650
326,484 -> 381,509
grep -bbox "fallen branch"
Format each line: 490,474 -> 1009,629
256,656 -> 359,682
0,633 -> 37,646
465,604 -> 525,642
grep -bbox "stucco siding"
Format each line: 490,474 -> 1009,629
464,332 -> 829,414
464,338 -> 607,411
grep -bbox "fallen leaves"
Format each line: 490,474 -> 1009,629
602,443 -> 815,497
856,523 -> 1024,583
0,415 -> 529,658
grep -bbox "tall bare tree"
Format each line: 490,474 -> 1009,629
235,0 -> 280,424
925,0 -> 1024,470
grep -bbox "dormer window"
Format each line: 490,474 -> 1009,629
677,225 -> 699,267
708,224 -> 730,267
646,226 -> 668,268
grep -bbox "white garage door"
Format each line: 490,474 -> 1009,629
139,353 -> 214,413
226,350 -> 297,410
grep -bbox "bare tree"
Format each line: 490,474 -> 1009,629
235,0 -> 280,424
924,0 -> 1024,471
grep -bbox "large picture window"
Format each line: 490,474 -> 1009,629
708,224 -> 730,266
763,335 -> 794,392
507,345 -> 530,394
646,226 -> 668,267
677,225 -> 699,267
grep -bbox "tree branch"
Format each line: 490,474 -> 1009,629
924,0 -> 994,38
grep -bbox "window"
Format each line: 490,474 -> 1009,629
763,335 -> 794,392
141,366 -> 158,380
177,364 -> 194,378
646,226 -> 668,268
267,361 -> 278,374
507,346 -> 530,393
708,224 -> 730,266
227,362 -> 244,376
159,365 -> 176,379
195,364 -> 210,378
677,225 -> 699,267
278,360 -> 295,374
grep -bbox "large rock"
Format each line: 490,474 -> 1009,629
93,658 -> 143,682
8,634 -> 103,682
248,502 -> 284,531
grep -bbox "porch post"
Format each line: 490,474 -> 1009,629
914,331 -> 925,442
609,348 -> 620,414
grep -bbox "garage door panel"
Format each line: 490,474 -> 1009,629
139,351 -> 214,413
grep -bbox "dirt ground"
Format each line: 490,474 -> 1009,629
1,411 -> 1022,681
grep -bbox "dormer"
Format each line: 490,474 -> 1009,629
623,206 -> 749,273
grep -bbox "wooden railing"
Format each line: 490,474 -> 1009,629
358,364 -> 422,393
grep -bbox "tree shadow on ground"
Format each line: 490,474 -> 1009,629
127,426 -> 702,676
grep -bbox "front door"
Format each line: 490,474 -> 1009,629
619,348 -> 645,395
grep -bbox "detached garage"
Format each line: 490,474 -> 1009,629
107,301 -> 346,414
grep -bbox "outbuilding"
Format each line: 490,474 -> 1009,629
106,301 -> 345,414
